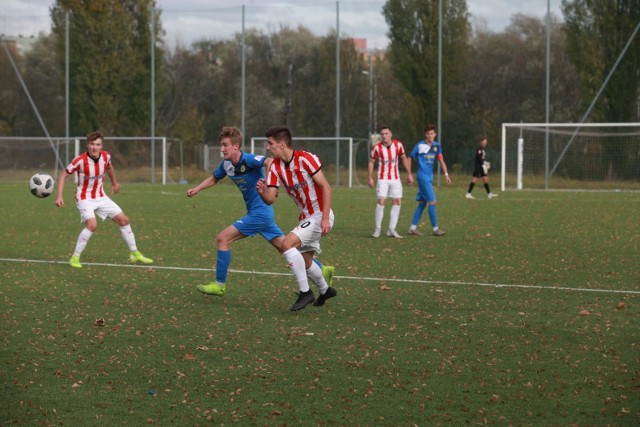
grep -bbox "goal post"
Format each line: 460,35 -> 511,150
0,136 -> 184,184
249,137 -> 361,187
501,123 -> 640,191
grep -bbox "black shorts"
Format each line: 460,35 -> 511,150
472,167 -> 486,178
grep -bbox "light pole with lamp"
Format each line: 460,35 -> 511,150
362,50 -> 376,147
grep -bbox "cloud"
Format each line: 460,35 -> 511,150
2,0 -> 564,49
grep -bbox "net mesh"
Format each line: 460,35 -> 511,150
502,124 -> 640,190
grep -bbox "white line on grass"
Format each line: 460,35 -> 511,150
1,257 -> 638,295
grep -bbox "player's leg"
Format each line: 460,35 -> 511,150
302,251 -> 337,307
387,180 -> 403,238
197,222 -> 247,296
284,212 -> 336,311
466,176 -> 478,199
373,180 -> 389,237
70,216 -> 96,268
425,185 -> 445,236
409,181 -> 428,234
281,232 -> 315,310
69,200 -> 98,268
483,176 -> 498,198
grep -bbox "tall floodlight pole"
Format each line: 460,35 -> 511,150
544,0 -> 551,190
241,5 -> 246,149
437,0 -> 443,185
150,6 -> 156,184
368,53 -> 373,142
65,12 -> 69,144
335,1 -> 341,185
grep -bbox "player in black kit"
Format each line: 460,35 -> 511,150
466,137 -> 498,199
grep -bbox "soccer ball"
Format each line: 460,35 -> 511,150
29,173 -> 55,198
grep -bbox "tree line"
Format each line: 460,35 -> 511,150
1,0 -> 638,169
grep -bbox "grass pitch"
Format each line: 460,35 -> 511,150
1,180 -> 638,425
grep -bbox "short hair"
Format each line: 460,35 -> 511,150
425,124 -> 437,133
480,137 -> 487,143
265,126 -> 293,147
379,126 -> 391,133
219,126 -> 242,146
87,131 -> 104,143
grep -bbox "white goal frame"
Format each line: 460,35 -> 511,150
249,137 -> 356,187
501,122 -> 640,191
0,136 -> 181,184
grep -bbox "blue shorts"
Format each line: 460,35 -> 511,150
416,180 -> 436,203
233,211 -> 283,242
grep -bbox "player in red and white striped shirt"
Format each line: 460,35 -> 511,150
55,131 -> 153,268
257,126 -> 337,311
367,127 -> 413,238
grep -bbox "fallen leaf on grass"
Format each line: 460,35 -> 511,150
181,353 -> 196,360
380,285 -> 392,291
616,302 -> 626,310
579,309 -> 590,316
94,318 -> 105,326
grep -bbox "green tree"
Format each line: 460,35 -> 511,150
382,0 -> 470,139
562,0 -> 640,122
50,0 -> 164,136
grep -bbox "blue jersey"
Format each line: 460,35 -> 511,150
410,140 -> 443,183
214,152 -> 272,214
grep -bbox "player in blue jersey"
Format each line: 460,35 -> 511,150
186,126 -> 334,298
407,124 -> 451,236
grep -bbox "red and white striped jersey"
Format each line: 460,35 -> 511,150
65,151 -> 111,201
266,150 -> 325,221
370,139 -> 406,180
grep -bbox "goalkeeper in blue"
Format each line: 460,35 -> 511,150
407,124 -> 451,236
186,126 -> 334,299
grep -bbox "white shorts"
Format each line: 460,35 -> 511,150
376,179 -> 403,199
76,197 -> 123,223
291,210 -> 335,254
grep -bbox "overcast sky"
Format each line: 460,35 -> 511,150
2,0 -> 563,49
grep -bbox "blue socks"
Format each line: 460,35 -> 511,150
412,202 -> 426,226
428,204 -> 438,228
216,249 -> 231,284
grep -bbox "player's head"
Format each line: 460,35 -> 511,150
479,137 -> 487,147
425,124 -> 437,142
380,126 -> 392,143
265,126 -> 292,147
265,126 -> 293,160
86,131 -> 104,158
218,126 -> 242,160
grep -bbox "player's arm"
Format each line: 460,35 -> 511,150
312,170 -> 332,236
437,155 -> 452,184
186,175 -> 219,197
105,163 -> 121,194
367,157 -> 376,189
256,178 -> 278,205
55,170 -> 71,207
400,154 -> 414,185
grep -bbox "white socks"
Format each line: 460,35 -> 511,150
283,248 -> 310,292
374,204 -> 384,230
306,262 -> 328,294
73,228 -> 93,257
119,224 -> 138,252
389,205 -> 401,231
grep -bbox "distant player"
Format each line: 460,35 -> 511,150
187,126 -> 334,298
257,126 -> 337,311
367,126 -> 413,238
55,131 -> 153,268
466,137 -> 498,199
407,124 -> 451,236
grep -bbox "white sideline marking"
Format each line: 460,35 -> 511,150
1,257 -> 639,295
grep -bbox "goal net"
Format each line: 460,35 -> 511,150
0,136 -> 184,184
249,137 -> 367,187
501,123 -> 640,191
